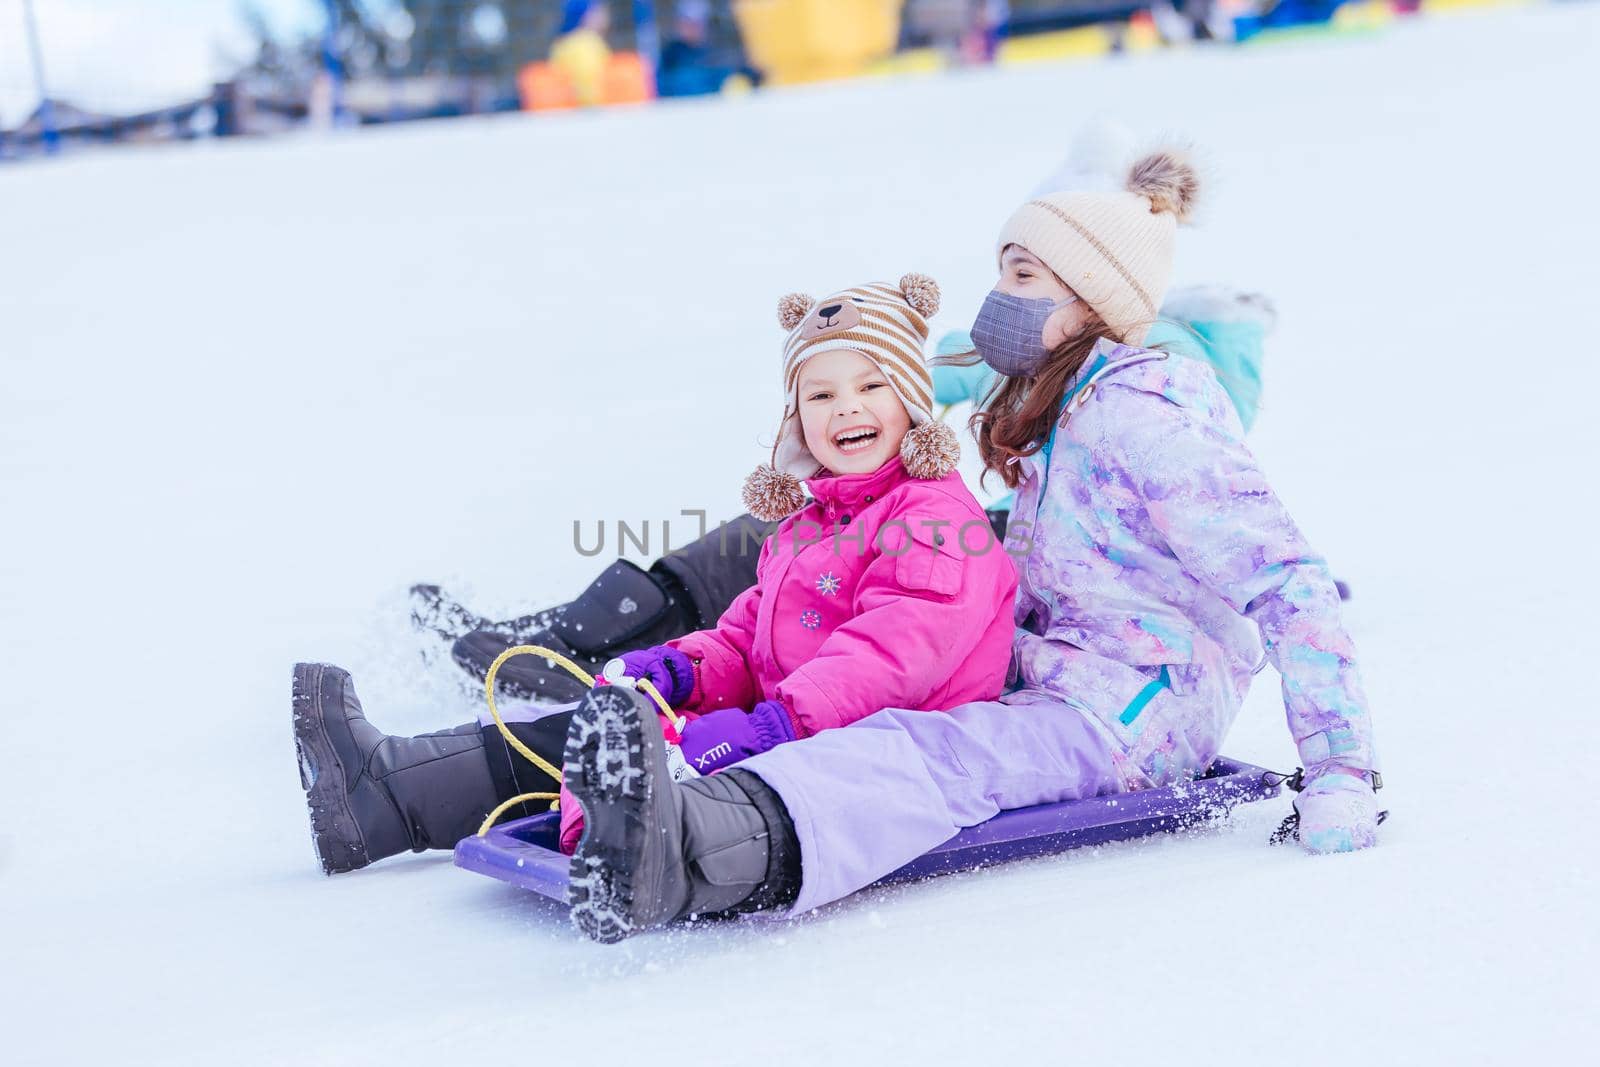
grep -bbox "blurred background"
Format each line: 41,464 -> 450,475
0,0 -> 1564,159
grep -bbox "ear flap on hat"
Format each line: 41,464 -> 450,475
897,273 -> 940,318
778,293 -> 818,331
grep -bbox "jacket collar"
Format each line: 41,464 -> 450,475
1009,338 -> 1166,477
805,456 -> 912,514
1066,337 -> 1144,394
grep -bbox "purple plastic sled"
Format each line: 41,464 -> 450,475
453,756 -> 1283,901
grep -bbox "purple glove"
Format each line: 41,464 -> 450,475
606,646 -> 696,708
678,701 -> 797,776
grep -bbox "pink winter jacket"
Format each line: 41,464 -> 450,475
670,458 -> 1017,737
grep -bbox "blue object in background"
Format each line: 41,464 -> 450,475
21,0 -> 59,155
1235,0 -> 1346,43
560,0 -> 594,35
932,330 -> 996,406
656,0 -> 756,98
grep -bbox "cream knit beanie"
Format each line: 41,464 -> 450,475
996,149 -> 1199,345
740,274 -> 962,522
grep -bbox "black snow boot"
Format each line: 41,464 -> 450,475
291,663 -> 500,874
410,583 -> 577,647
563,685 -> 801,944
450,559 -> 699,702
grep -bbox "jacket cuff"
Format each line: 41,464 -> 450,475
1304,760 -> 1375,787
749,700 -> 797,751
669,636 -> 748,711
1296,723 -> 1376,773
773,668 -> 843,738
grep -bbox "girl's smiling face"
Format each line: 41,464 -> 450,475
797,348 -> 912,476
996,245 -> 1091,349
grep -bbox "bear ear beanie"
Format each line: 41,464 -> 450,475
741,272 -> 960,523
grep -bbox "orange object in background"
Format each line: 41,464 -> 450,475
600,52 -> 656,106
1124,9 -> 1164,52
518,62 -> 578,112
519,53 -> 654,111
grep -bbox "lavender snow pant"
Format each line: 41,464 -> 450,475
738,692 -> 1122,916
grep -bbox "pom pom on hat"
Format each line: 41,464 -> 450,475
742,463 -> 808,522
899,421 -> 961,480
898,273 -> 941,318
1126,149 -> 1199,224
996,144 -> 1199,346
778,293 -> 817,331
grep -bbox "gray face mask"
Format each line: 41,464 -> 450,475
970,290 -> 1081,377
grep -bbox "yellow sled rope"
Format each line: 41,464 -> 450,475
475,645 -> 684,837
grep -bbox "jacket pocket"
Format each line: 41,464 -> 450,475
892,523 -> 966,596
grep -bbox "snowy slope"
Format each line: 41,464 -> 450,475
3,7 -> 1598,1064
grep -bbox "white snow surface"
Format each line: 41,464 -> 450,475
4,7 -> 1598,1064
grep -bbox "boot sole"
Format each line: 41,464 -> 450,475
291,663 -> 371,875
564,686 -> 653,944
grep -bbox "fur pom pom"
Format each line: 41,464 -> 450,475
778,293 -> 817,331
742,464 -> 808,522
899,421 -> 961,480
898,273 -> 941,318
1126,149 -> 1199,224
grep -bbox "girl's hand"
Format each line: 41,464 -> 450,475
677,701 -> 797,776
1294,764 -> 1380,854
605,646 -> 697,708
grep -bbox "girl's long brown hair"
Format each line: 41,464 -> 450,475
938,311 -> 1113,490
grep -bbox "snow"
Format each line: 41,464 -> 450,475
3,7 -> 1598,1064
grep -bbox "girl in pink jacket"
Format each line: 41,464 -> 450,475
558,274 -> 1017,852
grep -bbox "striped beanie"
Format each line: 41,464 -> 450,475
741,274 -> 961,522
997,148 -> 1199,346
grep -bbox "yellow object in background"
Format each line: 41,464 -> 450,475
549,28 -> 612,106
865,46 -> 948,79
1333,0 -> 1396,29
1420,0 -> 1531,12
734,0 -> 903,86
996,25 -> 1115,66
